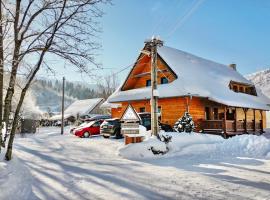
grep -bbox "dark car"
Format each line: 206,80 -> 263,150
100,118 -> 122,139
138,112 -> 173,132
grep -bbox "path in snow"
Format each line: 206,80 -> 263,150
2,127 -> 270,200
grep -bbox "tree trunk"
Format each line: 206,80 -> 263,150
3,0 -> 21,141
5,88 -> 26,160
0,0 -> 4,151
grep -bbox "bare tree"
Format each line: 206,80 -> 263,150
97,73 -> 119,99
0,1 -> 3,152
0,0 -> 110,160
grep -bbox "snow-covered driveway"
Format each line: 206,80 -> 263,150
2,127 -> 270,200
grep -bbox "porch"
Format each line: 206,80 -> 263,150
198,107 -> 264,136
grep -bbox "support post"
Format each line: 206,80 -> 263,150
223,106 -> 227,134
243,108 -> 248,133
234,107 -> 237,132
253,109 -> 256,132
145,37 -> 163,136
61,77 -> 65,135
260,110 -> 264,133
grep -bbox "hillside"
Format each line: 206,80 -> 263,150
30,79 -> 99,113
246,68 -> 270,97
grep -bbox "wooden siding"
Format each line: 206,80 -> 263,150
111,97 -> 267,129
112,97 -> 205,127
121,55 -> 176,91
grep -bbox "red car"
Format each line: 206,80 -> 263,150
74,120 -> 103,138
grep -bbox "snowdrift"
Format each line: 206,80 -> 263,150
119,132 -> 270,160
0,154 -> 35,200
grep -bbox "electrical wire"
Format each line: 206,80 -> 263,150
165,0 -> 205,39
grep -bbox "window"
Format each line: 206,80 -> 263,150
139,107 -> 145,113
233,85 -> 238,92
229,81 -> 257,96
205,107 -> 210,120
161,77 -> 168,84
239,87 -> 244,92
146,79 -> 151,87
158,106 -> 162,121
213,108 -> 218,120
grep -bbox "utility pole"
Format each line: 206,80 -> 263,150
145,36 -> 163,136
61,77 -> 65,135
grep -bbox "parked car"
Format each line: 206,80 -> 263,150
84,115 -> 111,122
100,118 -> 122,139
138,112 -> 173,132
70,122 -> 88,134
74,120 -> 103,138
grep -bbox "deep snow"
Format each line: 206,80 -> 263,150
0,127 -> 270,200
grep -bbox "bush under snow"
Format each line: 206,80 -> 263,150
119,132 -> 270,160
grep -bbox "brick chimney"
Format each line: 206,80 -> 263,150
229,63 -> 236,71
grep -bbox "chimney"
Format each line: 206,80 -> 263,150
229,63 -> 236,71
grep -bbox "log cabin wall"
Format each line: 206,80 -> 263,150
111,97 -> 206,127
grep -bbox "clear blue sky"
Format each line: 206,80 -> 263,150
43,0 -> 270,83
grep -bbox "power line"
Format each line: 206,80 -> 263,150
165,0 -> 205,39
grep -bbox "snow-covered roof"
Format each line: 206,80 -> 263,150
108,46 -> 270,110
64,98 -> 104,117
100,101 -> 121,109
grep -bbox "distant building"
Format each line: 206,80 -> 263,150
50,98 -> 105,122
107,44 -> 270,136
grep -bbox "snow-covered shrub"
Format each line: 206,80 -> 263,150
149,133 -> 172,155
173,112 -> 195,133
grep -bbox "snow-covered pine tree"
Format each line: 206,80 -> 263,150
174,112 -> 195,133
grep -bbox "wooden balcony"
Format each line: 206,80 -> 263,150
198,119 -> 263,136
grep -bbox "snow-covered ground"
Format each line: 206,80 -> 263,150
1,127 -> 270,200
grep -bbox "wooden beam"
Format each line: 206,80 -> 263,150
224,106 -> 227,134
260,110 -> 264,133
253,109 -> 256,132
243,108 -> 248,133
234,107 -> 237,132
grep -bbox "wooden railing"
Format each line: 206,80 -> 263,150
199,119 -> 263,133
225,120 -> 235,131
200,120 -> 223,131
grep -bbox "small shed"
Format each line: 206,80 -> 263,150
21,119 -> 38,133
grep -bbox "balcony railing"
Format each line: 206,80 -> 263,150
199,119 -> 263,134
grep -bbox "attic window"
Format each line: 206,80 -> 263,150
229,81 -> 257,96
161,77 -> 168,84
146,79 -> 151,87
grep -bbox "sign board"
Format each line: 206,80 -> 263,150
121,104 -> 141,122
120,104 -> 141,137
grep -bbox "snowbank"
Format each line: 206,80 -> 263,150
0,154 -> 34,200
119,132 -> 270,160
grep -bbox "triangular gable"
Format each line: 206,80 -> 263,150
121,45 -> 177,91
120,104 -> 141,122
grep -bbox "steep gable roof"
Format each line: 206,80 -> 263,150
108,46 -> 270,110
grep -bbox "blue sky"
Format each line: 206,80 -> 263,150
44,0 -> 270,83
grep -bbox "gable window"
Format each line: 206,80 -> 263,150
233,85 -> 238,92
229,81 -> 257,96
161,77 -> 168,84
146,79 -> 151,87
139,107 -> 145,113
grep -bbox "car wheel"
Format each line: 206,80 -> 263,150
115,130 -> 122,139
103,135 -> 110,139
83,132 -> 90,138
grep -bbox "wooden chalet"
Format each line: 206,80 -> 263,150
107,44 -> 270,136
